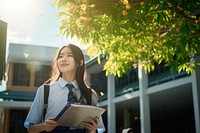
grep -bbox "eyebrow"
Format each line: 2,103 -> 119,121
60,51 -> 73,55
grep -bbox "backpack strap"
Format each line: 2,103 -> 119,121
43,84 -> 50,121
86,88 -> 92,105
88,89 -> 92,105
79,88 -> 92,105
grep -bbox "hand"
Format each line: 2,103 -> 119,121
82,117 -> 99,133
43,119 -> 58,132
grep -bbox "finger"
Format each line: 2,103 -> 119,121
95,117 -> 100,124
82,122 -> 94,131
45,122 -> 58,132
82,119 -> 98,132
45,120 -> 58,129
47,120 -> 58,125
90,117 -> 99,127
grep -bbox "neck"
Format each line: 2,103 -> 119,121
62,72 -> 76,82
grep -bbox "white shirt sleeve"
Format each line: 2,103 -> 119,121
91,89 -> 106,133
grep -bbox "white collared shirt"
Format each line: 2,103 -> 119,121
24,77 -> 105,133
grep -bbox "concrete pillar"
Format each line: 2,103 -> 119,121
0,108 -> 4,133
3,109 -> 10,133
107,74 -> 116,133
138,62 -> 151,133
191,55 -> 200,133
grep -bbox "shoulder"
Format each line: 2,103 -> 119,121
88,84 -> 100,98
36,84 -> 45,93
90,88 -> 99,105
91,89 -> 98,98
44,81 -> 61,90
36,82 -> 56,95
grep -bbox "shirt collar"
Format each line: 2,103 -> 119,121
58,77 -> 78,89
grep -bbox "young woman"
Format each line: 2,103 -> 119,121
24,44 -> 105,133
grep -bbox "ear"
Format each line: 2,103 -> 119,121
77,60 -> 84,67
80,60 -> 83,66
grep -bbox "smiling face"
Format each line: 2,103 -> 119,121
57,46 -> 77,77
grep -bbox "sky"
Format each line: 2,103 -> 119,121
0,0 -> 84,49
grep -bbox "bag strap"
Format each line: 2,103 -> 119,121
88,89 -> 92,105
43,84 -> 50,121
85,88 -> 92,105
78,89 -> 92,105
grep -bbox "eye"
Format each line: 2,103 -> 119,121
67,54 -> 74,57
58,55 -> 63,58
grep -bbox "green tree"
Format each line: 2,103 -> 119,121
53,0 -> 200,77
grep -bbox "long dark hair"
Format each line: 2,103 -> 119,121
47,44 -> 91,104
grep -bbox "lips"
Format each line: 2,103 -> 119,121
61,63 -> 69,67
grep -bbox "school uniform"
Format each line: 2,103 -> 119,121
24,77 -> 105,133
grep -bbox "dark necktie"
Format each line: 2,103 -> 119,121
66,83 -> 78,103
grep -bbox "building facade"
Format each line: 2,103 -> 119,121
0,20 -> 7,82
0,43 -> 58,133
0,43 -> 199,133
86,56 -> 200,133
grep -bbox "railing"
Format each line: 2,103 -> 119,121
99,70 -> 189,102
115,81 -> 139,97
148,70 -> 188,87
0,90 -> 35,101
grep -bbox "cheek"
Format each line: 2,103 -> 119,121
57,60 -> 62,68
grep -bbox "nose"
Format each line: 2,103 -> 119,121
61,56 -> 67,62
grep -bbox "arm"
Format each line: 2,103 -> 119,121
27,119 -> 58,133
27,123 -> 45,133
25,85 -> 57,133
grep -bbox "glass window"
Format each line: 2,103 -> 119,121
13,63 -> 30,86
115,68 -> 138,90
90,71 -> 107,97
148,62 -> 169,78
34,64 -> 51,87
9,110 -> 27,133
